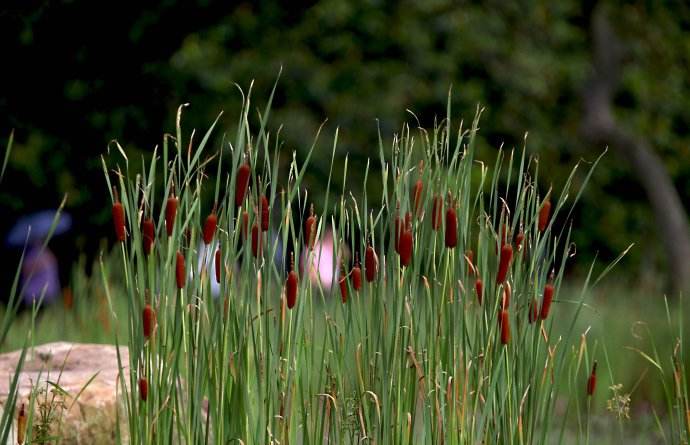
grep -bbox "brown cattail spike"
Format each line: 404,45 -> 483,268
413,178 -> 424,217
251,222 -> 261,258
260,194 -> 270,232
352,253 -> 362,291
286,254 -> 298,309
235,160 -> 251,207
305,204 -> 317,250
112,187 -> 126,242
241,210 -> 249,239
365,244 -> 378,283
176,251 -> 186,289
587,361 -> 597,396
143,303 -> 155,339
431,195 -> 443,231
540,272 -> 555,320
142,218 -> 155,255
475,279 -> 483,305
445,196 -> 458,249
203,204 -> 218,245
538,198 -> 551,232
500,310 -> 510,345
165,190 -> 178,237
399,222 -> 413,267
496,244 -> 513,284
502,283 -> 511,310
215,247 -> 222,283
139,377 -> 148,402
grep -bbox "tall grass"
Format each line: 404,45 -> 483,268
100,87 -> 623,444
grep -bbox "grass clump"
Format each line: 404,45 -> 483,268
94,87 -> 623,444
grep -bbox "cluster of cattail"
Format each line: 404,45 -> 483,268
109,154 -> 563,335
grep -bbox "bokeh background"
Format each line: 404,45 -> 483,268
1,1 -> 689,294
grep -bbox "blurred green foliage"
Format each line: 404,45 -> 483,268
1,1 -> 689,284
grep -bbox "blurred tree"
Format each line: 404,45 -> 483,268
582,5 -> 690,293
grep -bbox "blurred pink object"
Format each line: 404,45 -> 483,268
300,230 -> 338,288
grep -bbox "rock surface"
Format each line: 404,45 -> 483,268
0,342 -> 129,444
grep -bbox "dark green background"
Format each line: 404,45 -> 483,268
1,1 -> 689,290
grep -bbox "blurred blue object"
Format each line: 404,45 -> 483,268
22,246 -> 60,305
6,210 -> 72,246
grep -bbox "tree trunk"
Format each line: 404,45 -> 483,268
581,7 -> 690,294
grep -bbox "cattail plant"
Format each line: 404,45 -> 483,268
365,244 -> 378,282
539,196 -> 551,232
496,243 -> 513,284
241,210 -> 249,239
142,217 -> 155,255
176,251 -> 185,289
215,247 -> 221,283
142,303 -> 155,339
351,254 -> 362,291
304,204 -> 317,250
165,189 -> 178,237
203,203 -> 217,245
112,187 -> 126,242
412,165 -> 424,217
515,228 -> 525,251
475,278 -> 483,305
139,377 -> 148,402
500,310 -> 510,345
286,254 -> 298,309
445,194 -> 458,249
587,361 -> 597,396
260,194 -> 270,232
431,195 -> 443,231
398,222 -> 413,267
540,272 -> 555,320
235,158 -> 251,207
501,282 -> 511,310
251,222 -> 261,258
99,91 -> 612,445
